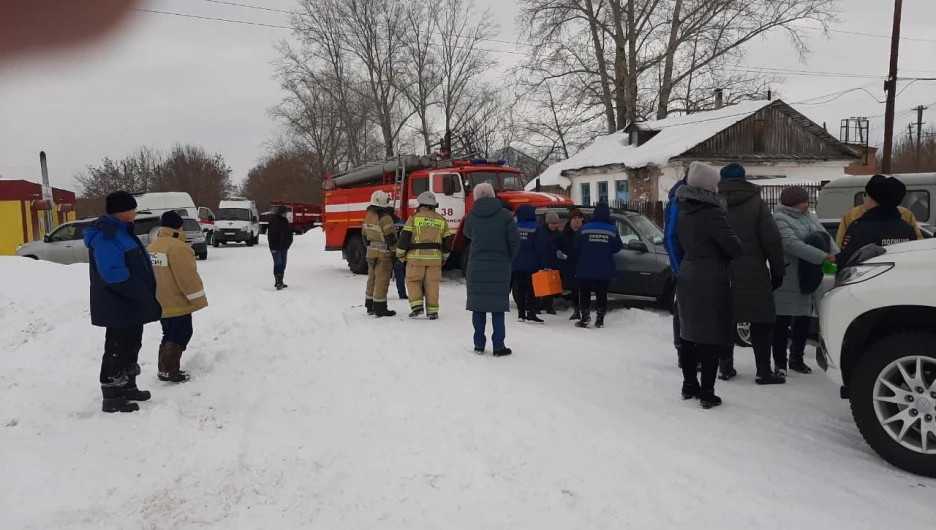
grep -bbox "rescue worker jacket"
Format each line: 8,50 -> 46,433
836,204 -> 921,247
146,227 -> 208,318
363,206 -> 398,259
396,208 -> 453,266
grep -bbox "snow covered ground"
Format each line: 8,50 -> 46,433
1,229 -> 933,529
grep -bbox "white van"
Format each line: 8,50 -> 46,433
213,197 -> 260,247
817,173 -> 936,226
133,192 -> 199,219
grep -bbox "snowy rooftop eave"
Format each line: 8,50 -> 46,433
528,100 -> 776,191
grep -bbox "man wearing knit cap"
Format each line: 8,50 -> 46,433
839,175 -> 920,266
147,211 -> 208,383
835,174 -> 921,247
539,211 -> 564,315
83,190 -> 162,413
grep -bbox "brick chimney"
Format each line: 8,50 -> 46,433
714,89 -> 724,109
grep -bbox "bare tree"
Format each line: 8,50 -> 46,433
75,146 -> 163,198
242,146 -> 324,212
157,145 -> 235,211
400,0 -> 443,154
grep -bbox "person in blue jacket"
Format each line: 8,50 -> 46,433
664,173 -> 687,362
83,191 -> 162,414
512,204 -> 549,323
574,202 -> 623,328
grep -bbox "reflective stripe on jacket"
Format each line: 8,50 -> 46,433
396,209 -> 453,265
363,206 -> 398,258
147,227 -> 208,318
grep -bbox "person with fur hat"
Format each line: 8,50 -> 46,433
675,162 -> 742,409
717,163 -> 786,385
147,211 -> 208,383
839,175 -> 920,266
772,186 -> 838,378
267,204 -> 294,290
835,175 -> 921,247
83,190 -> 162,413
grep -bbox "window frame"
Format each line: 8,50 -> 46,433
597,181 -> 609,204
580,182 -> 592,206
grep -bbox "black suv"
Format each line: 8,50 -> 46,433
535,206 -> 674,311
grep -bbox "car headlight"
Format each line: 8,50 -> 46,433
834,263 -> 894,287
240,226 -> 249,231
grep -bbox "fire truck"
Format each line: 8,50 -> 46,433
323,155 -> 572,274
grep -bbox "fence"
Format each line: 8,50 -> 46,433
757,183 -> 823,213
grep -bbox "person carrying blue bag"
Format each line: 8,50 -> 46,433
512,204 -> 549,323
574,202 -> 623,328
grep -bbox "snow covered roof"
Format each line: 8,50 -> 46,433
529,100 -> 778,190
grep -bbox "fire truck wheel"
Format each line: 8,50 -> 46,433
345,236 -> 368,275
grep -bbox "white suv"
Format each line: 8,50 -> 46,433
819,239 -> 936,477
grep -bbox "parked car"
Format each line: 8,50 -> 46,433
817,172 -> 936,226
535,206 -> 674,311
15,214 -> 207,264
818,239 -> 936,478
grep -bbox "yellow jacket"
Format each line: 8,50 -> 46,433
147,227 -> 208,318
396,209 -> 453,266
836,205 -> 922,247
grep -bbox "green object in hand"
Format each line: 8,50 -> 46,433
822,260 -> 837,275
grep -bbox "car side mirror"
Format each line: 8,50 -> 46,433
251,216 -> 258,223
208,215 -> 215,222
627,240 -> 648,252
43,235 -> 51,243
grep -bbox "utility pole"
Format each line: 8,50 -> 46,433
913,105 -> 927,171
881,0 -> 903,174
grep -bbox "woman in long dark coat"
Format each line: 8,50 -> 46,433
717,163 -> 786,385
676,162 -> 743,409
462,183 -> 520,357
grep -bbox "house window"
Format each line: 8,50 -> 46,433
615,180 -> 629,203
580,182 -> 592,206
597,181 -> 609,204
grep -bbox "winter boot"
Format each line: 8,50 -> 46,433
681,382 -> 701,400
718,355 -> 737,381
493,347 -> 513,357
569,308 -> 581,321
101,386 -> 139,413
374,302 -> 397,318
427,313 -> 439,320
755,370 -> 786,385
775,368 -> 788,382
158,342 -> 190,383
409,305 -> 424,318
123,375 -> 151,402
575,312 -> 591,328
789,356 -> 812,374
365,299 -> 375,315
595,310 -> 606,328
474,346 -> 485,355
526,312 -> 544,324
279,274 -> 288,289
700,393 -> 722,409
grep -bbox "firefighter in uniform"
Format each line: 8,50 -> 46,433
396,191 -> 453,320
363,190 -> 398,317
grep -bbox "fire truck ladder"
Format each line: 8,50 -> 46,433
392,155 -> 405,216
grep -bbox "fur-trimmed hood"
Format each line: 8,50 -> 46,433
676,184 -> 726,213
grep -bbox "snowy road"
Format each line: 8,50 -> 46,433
1,229 -> 933,529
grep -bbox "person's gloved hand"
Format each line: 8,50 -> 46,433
771,274 -> 784,291
556,250 -> 567,260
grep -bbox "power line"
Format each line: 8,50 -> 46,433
789,23 -> 936,44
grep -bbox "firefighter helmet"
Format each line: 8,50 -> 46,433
370,190 -> 390,207
417,191 -> 438,208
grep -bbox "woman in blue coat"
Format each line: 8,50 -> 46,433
574,202 -> 622,328
511,203 -> 549,323
463,183 -> 521,356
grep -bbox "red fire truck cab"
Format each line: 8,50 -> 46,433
268,201 -> 323,235
323,156 -> 572,274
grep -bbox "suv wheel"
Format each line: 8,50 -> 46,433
246,234 -> 255,247
735,322 -> 753,348
850,332 -> 936,477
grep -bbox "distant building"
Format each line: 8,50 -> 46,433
529,99 -> 860,205
844,143 -> 880,175
0,179 -> 76,255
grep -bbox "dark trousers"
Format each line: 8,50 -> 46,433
568,287 -> 580,311
100,326 -> 144,398
511,272 -> 535,317
680,341 -> 727,395
272,248 -> 288,275
579,280 -> 608,315
392,258 -> 407,298
746,322 -> 774,376
473,312 -> 506,350
773,315 -> 810,369
161,314 -> 194,349
672,302 -> 682,354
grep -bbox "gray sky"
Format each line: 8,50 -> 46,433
1,0 -> 934,195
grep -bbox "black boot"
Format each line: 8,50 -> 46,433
681,382 -> 701,400
789,355 -> 812,374
123,375 -> 151,402
493,347 -> 513,357
101,386 -> 139,413
526,312 -> 544,324
409,305 -> 424,318
595,310 -> 605,328
756,370 -> 786,385
365,299 -> 374,315
569,308 -> 581,321
700,393 -> 723,409
575,312 -> 591,328
718,355 -> 737,381
279,274 -> 288,289
699,345 -> 721,408
374,302 -> 396,317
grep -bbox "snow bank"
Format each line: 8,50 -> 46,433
1,233 -> 933,529
531,100 -> 774,190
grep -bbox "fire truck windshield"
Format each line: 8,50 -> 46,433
467,171 -> 523,192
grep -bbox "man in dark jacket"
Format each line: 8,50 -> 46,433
267,205 -> 294,290
390,212 -> 407,299
83,190 -> 162,413
574,202 -> 623,328
512,204 -> 549,323
839,174 -> 920,266
718,163 -> 786,385
664,175 -> 687,364
463,183 -> 521,356
557,208 -> 584,320
539,211 -> 564,315
676,163 -> 743,409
